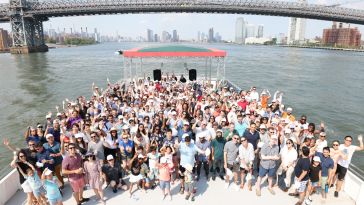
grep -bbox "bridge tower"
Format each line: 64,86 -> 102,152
9,0 -> 48,54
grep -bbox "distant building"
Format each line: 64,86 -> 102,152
215,32 -> 222,42
287,0 -> 306,45
208,28 -> 214,43
94,28 -> 100,43
0,28 -> 11,51
172,30 -> 178,42
154,34 -> 160,42
276,33 -> 287,45
245,37 -> 271,45
322,22 -> 361,48
235,17 -> 246,44
147,29 -> 154,42
245,24 -> 256,38
257,25 -> 264,38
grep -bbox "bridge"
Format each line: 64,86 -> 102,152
0,0 -> 364,54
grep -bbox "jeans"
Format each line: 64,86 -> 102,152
211,158 -> 224,177
196,160 -> 209,177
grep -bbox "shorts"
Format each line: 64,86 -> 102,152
179,166 -> 186,179
149,168 -> 159,180
258,166 -> 276,177
21,181 -> 32,193
240,165 -> 253,174
310,181 -> 319,187
129,174 -> 143,183
321,177 -> 328,189
69,177 -> 85,192
49,196 -> 62,205
33,186 -> 46,198
227,163 -> 240,173
160,180 -> 171,190
294,178 -> 308,193
336,164 -> 347,181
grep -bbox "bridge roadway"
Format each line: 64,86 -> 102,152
0,0 -> 364,24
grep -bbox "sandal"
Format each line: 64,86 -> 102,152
180,186 -> 185,194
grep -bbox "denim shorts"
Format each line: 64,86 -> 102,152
160,180 -> 170,190
49,196 -> 62,205
33,186 -> 46,198
258,166 -> 276,177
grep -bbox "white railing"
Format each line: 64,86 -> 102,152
0,169 -> 20,205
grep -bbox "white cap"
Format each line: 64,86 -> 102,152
44,169 -> 53,176
160,157 -> 167,164
171,111 -> 177,115
138,154 -> 144,159
183,121 -> 190,126
122,125 -> 129,130
313,156 -> 321,163
110,127 -> 117,132
284,128 -> 291,134
106,155 -> 114,160
216,129 -> 223,133
118,115 -> 123,119
46,114 -> 52,119
259,124 -> 267,129
320,132 -> 326,136
287,107 -> 293,112
75,133 -> 83,139
114,97 -> 118,100
56,112 -> 62,116
46,134 -> 54,139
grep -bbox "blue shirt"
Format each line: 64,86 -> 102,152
316,152 -> 334,177
37,149 -> 55,171
43,142 -> 62,165
47,128 -> 61,143
179,142 -> 199,167
44,178 -> 62,200
235,122 -> 248,137
118,139 -> 134,157
243,130 -> 260,150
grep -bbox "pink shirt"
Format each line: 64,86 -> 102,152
157,163 -> 173,181
62,153 -> 83,180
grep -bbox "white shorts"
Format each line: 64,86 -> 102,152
129,174 -> 143,183
21,181 -> 33,193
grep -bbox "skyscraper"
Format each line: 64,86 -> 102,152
235,17 -> 246,44
287,0 -> 307,44
257,25 -> 264,38
245,24 -> 256,38
197,31 -> 201,42
172,30 -> 178,42
147,29 -> 154,42
208,28 -> 214,43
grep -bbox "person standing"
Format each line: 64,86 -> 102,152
84,152 -> 105,204
62,143 -> 89,205
43,134 -> 64,188
211,130 -> 226,181
316,147 -> 334,199
289,146 -> 311,205
277,138 -> 297,192
223,134 -> 240,189
238,136 -> 255,191
255,135 -> 279,196
335,135 -> 363,197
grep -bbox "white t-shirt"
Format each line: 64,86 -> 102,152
316,139 -> 328,153
280,146 -> 298,167
238,143 -> 255,167
338,144 -> 358,168
147,152 -> 160,169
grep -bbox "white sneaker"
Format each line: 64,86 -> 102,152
304,198 -> 312,205
224,183 -> 229,189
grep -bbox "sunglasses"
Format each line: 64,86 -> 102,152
68,147 -> 75,150
91,135 -> 96,138
29,144 -> 35,146
241,139 -> 247,141
19,155 -> 25,158
333,144 -> 339,146
122,137 -> 128,140
269,132 -> 274,134
286,142 -> 292,145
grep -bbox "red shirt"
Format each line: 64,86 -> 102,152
62,153 -> 83,180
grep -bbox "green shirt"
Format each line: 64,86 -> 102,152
211,138 -> 226,160
223,129 -> 239,141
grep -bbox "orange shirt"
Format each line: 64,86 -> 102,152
261,95 -> 269,108
157,163 -> 174,181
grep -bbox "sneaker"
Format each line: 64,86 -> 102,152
307,196 -> 312,202
334,191 -> 339,197
268,188 -> 276,195
191,196 -> 195,201
80,198 -> 90,203
162,194 -> 166,200
219,175 -> 225,180
256,189 -> 261,196
185,194 -> 190,200
101,199 -> 106,205
169,194 -> 172,201
304,199 -> 311,205
212,176 -> 216,181
206,175 -> 209,181
180,187 -> 185,195
224,183 -> 229,189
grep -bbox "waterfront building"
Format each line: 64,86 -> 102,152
257,24 -> 264,38
172,30 -> 178,42
147,29 -> 154,42
322,22 -> 361,48
154,34 -> 160,42
0,28 -> 11,51
235,17 -> 246,44
208,27 -> 214,42
246,24 -> 256,38
287,0 -> 307,45
245,37 -> 271,45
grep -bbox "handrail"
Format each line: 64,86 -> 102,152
349,163 -> 364,181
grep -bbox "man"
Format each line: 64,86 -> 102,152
223,134 -> 240,190
211,130 -> 226,181
195,136 -> 210,181
102,155 -> 127,193
243,123 -> 260,151
62,143 -> 89,205
193,120 -> 212,141
335,135 -> 363,197
255,135 -> 279,196
3,139 -> 37,166
223,123 -> 238,141
45,119 -> 61,143
87,132 -> 106,163
177,135 -> 206,194
36,142 -> 55,172
238,136 -> 255,191
43,133 -> 64,188
316,147 -> 334,199
259,124 -> 269,145
235,115 -> 248,137
290,146 -> 311,205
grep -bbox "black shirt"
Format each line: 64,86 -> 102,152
16,161 -> 30,184
309,164 -> 322,182
294,157 -> 311,181
131,160 -> 141,176
21,148 -> 37,166
102,162 -> 122,182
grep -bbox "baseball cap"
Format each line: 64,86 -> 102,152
313,156 -> 321,163
259,124 -> 267,129
106,155 -> 114,160
44,169 -> 53,176
138,154 -> 144,159
46,134 -> 54,139
320,132 -> 326,137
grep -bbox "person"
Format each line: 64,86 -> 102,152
156,156 -> 174,200
176,135 -> 206,194
119,133 -> 135,171
87,132 -> 106,164
335,135 -> 363,197
316,147 -> 334,199
102,154 -> 127,193
147,146 -> 160,188
35,142 -> 55,172
128,154 -> 147,197
43,133 -> 64,188
195,135 -> 210,181
183,164 -> 196,201
62,143 -> 89,205
84,152 -> 105,204
304,156 -> 322,205
255,135 -> 280,196
238,136 -> 255,191
41,168 -> 63,205
22,164 -> 47,205
223,134 -> 240,189
290,146 -> 311,205
211,129 -> 226,180
277,138 -> 298,192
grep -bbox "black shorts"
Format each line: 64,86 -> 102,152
179,166 -> 186,179
227,163 -> 240,173
240,165 -> 253,174
336,164 -> 347,181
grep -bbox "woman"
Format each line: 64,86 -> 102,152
84,152 -> 105,204
10,151 -> 35,205
104,127 -> 120,160
128,154 -> 147,197
277,139 -> 297,191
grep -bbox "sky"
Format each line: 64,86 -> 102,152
0,1 -> 364,41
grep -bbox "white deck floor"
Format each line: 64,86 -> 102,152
6,176 -> 354,205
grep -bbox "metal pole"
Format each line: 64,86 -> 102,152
209,57 -> 212,82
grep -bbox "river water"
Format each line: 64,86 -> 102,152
0,42 -> 363,177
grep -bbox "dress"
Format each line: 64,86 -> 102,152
84,161 -> 102,189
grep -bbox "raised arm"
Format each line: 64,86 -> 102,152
356,135 -> 364,151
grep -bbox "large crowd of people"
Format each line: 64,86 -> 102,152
3,73 -> 364,205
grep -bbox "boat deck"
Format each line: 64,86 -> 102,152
6,176 -> 354,205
